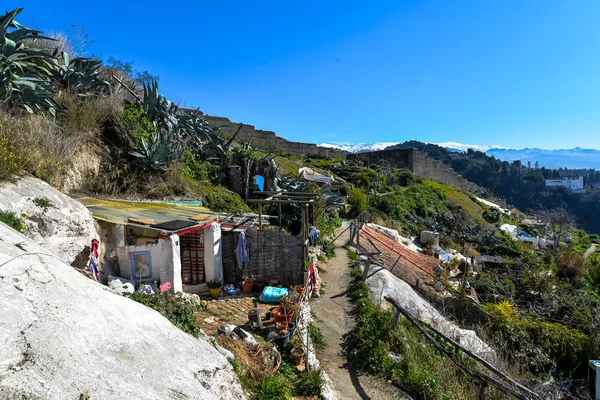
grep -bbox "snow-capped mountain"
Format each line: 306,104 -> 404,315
320,141 -> 600,169
433,142 -> 506,152
319,142 -> 400,152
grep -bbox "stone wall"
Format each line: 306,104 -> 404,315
348,148 -> 478,190
203,115 -> 348,158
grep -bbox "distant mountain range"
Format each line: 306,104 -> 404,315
320,142 -> 600,170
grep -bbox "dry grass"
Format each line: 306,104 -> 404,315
216,336 -> 279,380
0,90 -> 129,188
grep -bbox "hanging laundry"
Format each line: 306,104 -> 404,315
236,231 -> 249,268
88,238 -> 100,281
309,226 -> 319,246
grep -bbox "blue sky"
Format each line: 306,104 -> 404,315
13,0 -> 600,149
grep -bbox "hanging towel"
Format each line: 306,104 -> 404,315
237,231 -> 249,268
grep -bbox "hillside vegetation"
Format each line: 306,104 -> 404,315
2,6 -> 600,397
391,140 -> 600,234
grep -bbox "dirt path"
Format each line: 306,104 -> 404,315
310,223 -> 410,400
584,243 -> 598,259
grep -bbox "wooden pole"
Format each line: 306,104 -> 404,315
361,257 -> 371,281
258,203 -> 263,230
383,296 -> 535,400
278,203 -> 282,228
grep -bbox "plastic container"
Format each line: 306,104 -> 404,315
261,286 -> 290,303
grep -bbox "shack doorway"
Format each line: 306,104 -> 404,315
180,230 -> 205,284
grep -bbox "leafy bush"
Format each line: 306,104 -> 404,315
126,292 -> 202,337
587,254 -> 600,286
294,370 -> 323,396
554,248 -> 586,278
318,238 -> 335,258
0,210 -> 24,232
180,151 -> 209,181
347,188 -> 367,214
482,208 -> 501,223
122,101 -> 155,145
484,300 -> 589,375
307,322 -> 325,349
254,376 -> 293,400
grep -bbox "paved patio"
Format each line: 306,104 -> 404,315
196,296 -> 274,336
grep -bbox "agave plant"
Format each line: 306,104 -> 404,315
129,130 -> 182,171
143,78 -> 178,133
53,51 -> 109,96
0,7 -> 58,114
178,111 -> 228,161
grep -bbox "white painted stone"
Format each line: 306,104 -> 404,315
0,221 -> 246,399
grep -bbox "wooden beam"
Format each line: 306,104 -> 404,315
246,199 -> 315,205
258,203 -> 262,230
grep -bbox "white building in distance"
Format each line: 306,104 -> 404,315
545,176 -> 584,193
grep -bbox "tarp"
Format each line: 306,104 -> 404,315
298,167 -> 334,184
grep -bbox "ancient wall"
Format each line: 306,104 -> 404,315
203,115 -> 348,158
411,151 -> 478,190
348,148 -> 478,191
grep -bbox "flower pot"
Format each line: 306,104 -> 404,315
286,322 -> 296,338
273,307 -> 295,323
291,347 -> 304,364
209,287 -> 221,299
269,330 -> 290,348
242,280 -> 253,293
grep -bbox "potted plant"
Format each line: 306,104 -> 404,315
291,346 -> 304,365
269,329 -> 290,348
273,294 -> 297,323
241,273 -> 254,294
207,280 -> 222,299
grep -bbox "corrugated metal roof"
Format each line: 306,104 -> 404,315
80,198 -> 218,231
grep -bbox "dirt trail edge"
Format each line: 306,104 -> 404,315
310,222 -> 411,400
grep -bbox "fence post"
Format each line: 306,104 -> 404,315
361,256 -> 371,281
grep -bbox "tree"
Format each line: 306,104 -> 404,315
347,188 -> 367,215
534,207 -> 575,246
527,161 -> 531,170
535,161 -> 540,169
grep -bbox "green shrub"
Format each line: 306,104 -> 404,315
588,254 -> 600,286
484,300 -> 589,374
482,208 -> 501,223
196,184 -> 249,213
126,292 -> 202,337
347,188 -> 367,214
123,101 -> 155,145
0,210 -> 24,232
294,370 -> 323,396
255,376 -> 293,400
318,238 -> 335,258
180,151 -> 209,181
307,322 -> 326,349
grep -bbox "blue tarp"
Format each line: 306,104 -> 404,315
437,246 -> 451,262
261,286 -> 290,303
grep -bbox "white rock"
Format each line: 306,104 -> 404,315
0,177 -> 97,264
363,265 -> 496,360
0,221 -> 246,400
